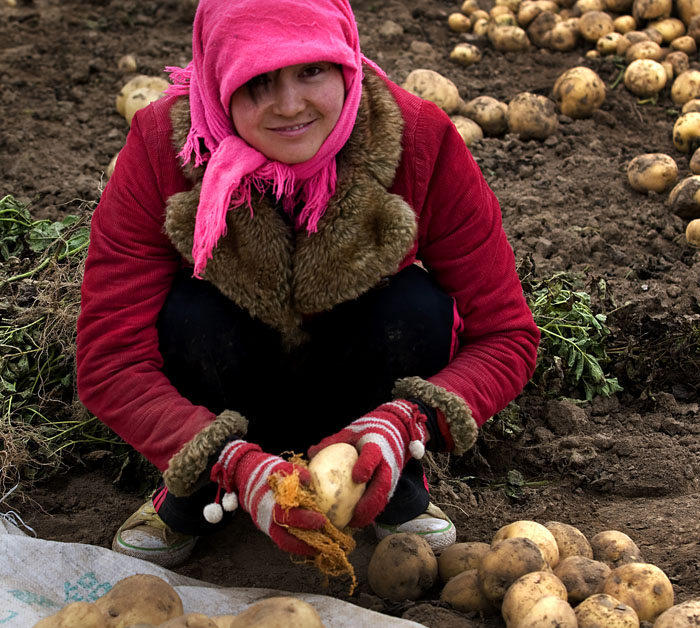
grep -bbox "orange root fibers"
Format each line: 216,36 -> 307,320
269,467 -> 358,595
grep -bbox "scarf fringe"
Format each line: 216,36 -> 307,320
192,159 -> 337,276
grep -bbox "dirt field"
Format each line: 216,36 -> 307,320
2,0 -> 700,626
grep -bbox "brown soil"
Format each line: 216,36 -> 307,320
2,0 -> 700,626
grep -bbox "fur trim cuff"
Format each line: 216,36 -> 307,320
393,376 -> 477,455
163,410 -> 248,497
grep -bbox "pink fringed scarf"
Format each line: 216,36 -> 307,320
165,0 -> 384,277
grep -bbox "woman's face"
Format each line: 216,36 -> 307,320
230,62 -> 345,164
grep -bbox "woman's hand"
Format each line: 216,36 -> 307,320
307,400 -> 428,528
209,441 -> 326,555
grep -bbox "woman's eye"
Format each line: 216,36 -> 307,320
301,64 -> 326,78
249,73 -> 271,89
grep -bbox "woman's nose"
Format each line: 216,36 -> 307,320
273,79 -> 305,117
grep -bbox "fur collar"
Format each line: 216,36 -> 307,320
165,70 -> 416,346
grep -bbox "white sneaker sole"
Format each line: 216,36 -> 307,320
374,519 -> 457,554
112,531 -> 197,568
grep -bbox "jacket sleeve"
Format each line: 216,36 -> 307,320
393,99 -> 540,454
76,103 -> 237,471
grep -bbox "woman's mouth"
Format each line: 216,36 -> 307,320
270,120 -> 315,136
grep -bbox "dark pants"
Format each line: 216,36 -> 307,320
155,264 -> 455,535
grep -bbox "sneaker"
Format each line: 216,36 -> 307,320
112,500 -> 197,568
374,502 -> 456,554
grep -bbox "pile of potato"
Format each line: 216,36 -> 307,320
366,519 -> 700,627
444,0 -> 700,99
404,0 -> 700,249
33,574 -> 327,628
402,63 -> 608,145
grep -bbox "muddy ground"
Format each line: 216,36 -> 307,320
1,0 -> 699,626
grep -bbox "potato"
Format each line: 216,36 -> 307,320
229,597 -> 324,628
210,616 -> 238,628
683,98 -> 700,113
450,42 -> 482,66
501,571 -> 568,628
575,593 -> 640,628
471,9 -> 491,22
106,150 -> 120,180
33,601 -> 108,628
527,11 -> 561,48
550,18 -> 581,50
158,615 -> 219,628
633,0 -> 672,22
623,59 -> 667,97
450,115 -> 484,146
461,0 -> 481,15
462,96 -> 509,136
627,153 -> 678,192
598,31 -> 624,54
678,0 -> 700,25
649,17 -> 686,41
368,533 -> 438,601
645,26 -> 664,44
673,112 -> 700,153
496,0 -> 522,12
573,0 -> 605,14
491,5 -> 517,21
488,23 -> 532,50
506,92 -> 559,140
472,17 -> 490,35
614,15 -> 637,33
439,568 -> 498,613
402,69 -> 461,114
603,562 -> 674,623
308,442 -> 365,528
666,51 -> 690,78
691,147 -> 700,173
448,12 -> 472,32
519,595 -> 577,628
617,30 -> 650,55
438,541 -> 491,582
604,0 -> 633,12
115,74 -> 169,117
625,40 -> 663,62
117,54 -> 137,73
94,574 -> 183,628
517,0 -> 560,27
672,70 -> 700,105
590,531 -> 643,568
124,87 -> 165,126
662,60 -> 675,83
669,176 -> 700,218
544,522 -> 593,560
552,66 -> 605,119
553,555 -> 612,604
671,35 -> 698,53
492,520 -> 560,567
579,10 -> 614,41
478,537 -> 550,601
654,598 -> 700,627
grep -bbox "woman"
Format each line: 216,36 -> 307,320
76,0 -> 539,568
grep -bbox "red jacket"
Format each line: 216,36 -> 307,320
77,74 -> 539,471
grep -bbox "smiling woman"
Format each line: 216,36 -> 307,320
230,62 -> 346,164
75,0 -> 539,573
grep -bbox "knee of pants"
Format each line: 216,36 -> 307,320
366,265 -> 456,363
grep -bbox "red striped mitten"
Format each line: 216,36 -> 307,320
307,400 -> 428,528
203,441 -> 326,555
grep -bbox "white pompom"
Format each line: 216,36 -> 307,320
409,440 -> 425,460
203,502 -> 224,524
222,491 -> 238,512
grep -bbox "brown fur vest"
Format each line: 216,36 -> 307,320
165,70 -> 417,348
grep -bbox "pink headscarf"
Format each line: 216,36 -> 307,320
166,0 -> 382,277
